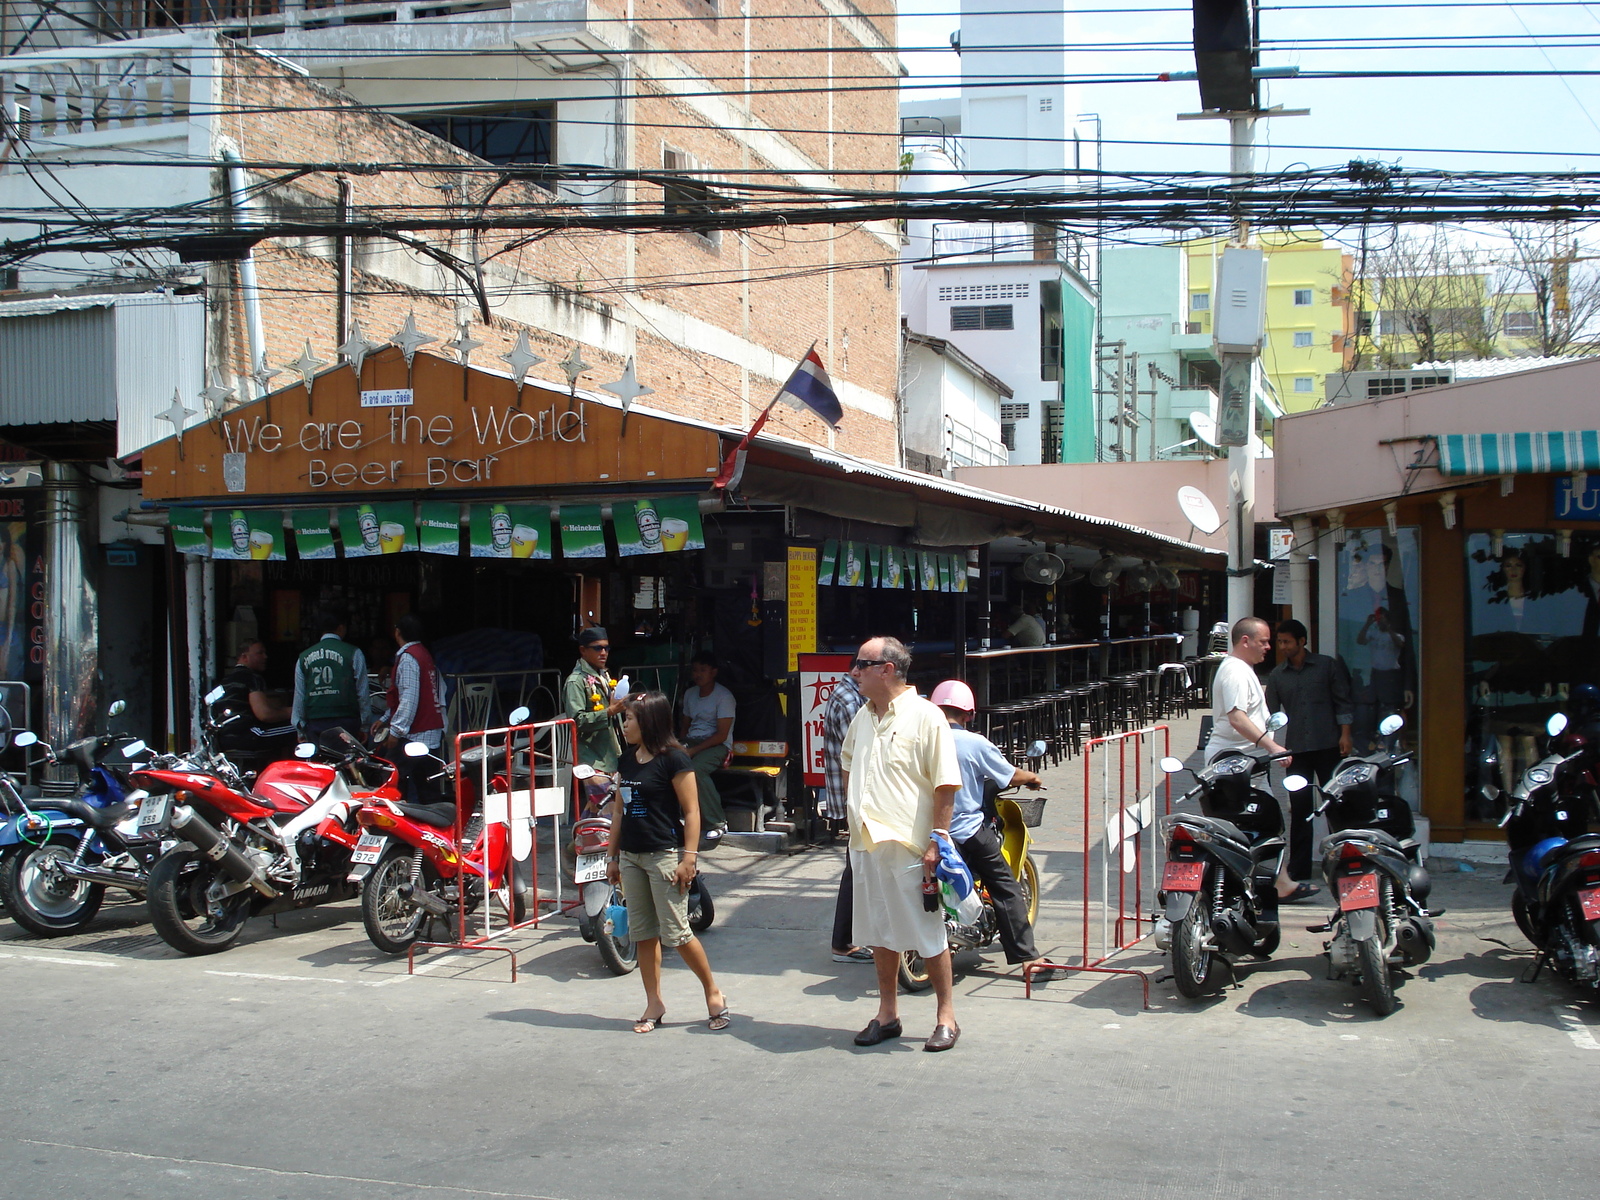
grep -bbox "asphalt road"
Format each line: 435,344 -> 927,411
2,722 -> 1596,1200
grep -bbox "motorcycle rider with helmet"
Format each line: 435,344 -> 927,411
931,679 -> 1056,981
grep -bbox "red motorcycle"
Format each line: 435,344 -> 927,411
132,723 -> 399,955
349,708 -> 533,954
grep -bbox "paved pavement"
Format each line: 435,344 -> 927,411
2,712 -> 1598,1199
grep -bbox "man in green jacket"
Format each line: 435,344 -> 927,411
563,626 -> 622,773
292,606 -> 368,741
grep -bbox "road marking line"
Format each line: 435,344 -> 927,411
205,970 -> 348,985
16,1138 -> 572,1199
0,951 -> 116,969
1551,1005 -> 1600,1050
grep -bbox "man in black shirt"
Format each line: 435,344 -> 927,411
213,641 -> 296,772
1265,619 -> 1354,880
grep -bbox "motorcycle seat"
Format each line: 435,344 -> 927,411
393,801 -> 458,828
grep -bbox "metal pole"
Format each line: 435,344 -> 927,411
1226,112 -> 1258,626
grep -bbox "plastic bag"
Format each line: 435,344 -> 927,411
932,833 -> 982,926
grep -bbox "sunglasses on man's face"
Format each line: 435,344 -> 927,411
585,644 -> 610,653
853,658 -> 888,670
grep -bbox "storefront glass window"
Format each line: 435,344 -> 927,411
1335,527 -> 1421,807
1464,530 -> 1600,823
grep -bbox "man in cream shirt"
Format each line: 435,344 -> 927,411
840,636 -> 964,1052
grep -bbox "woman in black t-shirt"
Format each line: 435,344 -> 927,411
606,690 -> 730,1034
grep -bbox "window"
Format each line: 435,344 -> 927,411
1293,331 -> 1314,348
1000,422 -> 1017,451
662,146 -> 722,249
1000,402 -> 1031,420
1039,97 -> 1053,112
407,107 -> 553,167
1293,377 -> 1314,393
1504,311 -> 1538,336
1039,279 -> 1063,381
951,304 -> 1014,331
1293,289 -> 1314,306
1191,292 -> 1210,311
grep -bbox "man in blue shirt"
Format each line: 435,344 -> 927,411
930,679 -> 1053,979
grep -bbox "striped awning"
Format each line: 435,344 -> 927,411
1438,431 -> 1600,478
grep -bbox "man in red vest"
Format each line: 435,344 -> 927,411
380,612 -> 446,803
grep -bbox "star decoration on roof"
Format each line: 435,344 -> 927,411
250,354 -> 283,399
498,329 -> 544,382
337,320 -> 384,378
390,311 -> 436,367
444,324 -> 484,369
157,389 -> 197,454
199,374 -> 237,422
560,343 -> 591,389
600,357 -> 653,416
286,340 -> 328,391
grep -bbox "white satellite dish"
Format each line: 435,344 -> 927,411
1188,411 -> 1219,448
1177,486 -> 1223,535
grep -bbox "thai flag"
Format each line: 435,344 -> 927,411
778,347 -> 843,427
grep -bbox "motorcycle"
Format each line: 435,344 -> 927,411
0,700 -> 164,936
897,738 -> 1049,992
570,762 -> 716,977
1289,714 -> 1437,1017
132,696 -> 396,955
1156,713 -> 1293,998
350,707 -> 535,955
1494,708 -> 1600,997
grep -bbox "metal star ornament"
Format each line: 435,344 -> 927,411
199,374 -> 237,422
499,329 -> 544,379
444,324 -> 484,369
601,357 -> 653,417
156,389 -> 197,457
390,311 -> 436,367
337,320 -> 384,380
250,353 -> 283,399
560,343 -> 591,389
286,340 -> 327,390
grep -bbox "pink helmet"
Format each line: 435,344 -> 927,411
930,679 -> 976,713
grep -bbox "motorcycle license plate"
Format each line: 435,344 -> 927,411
350,832 -> 387,866
1338,873 -> 1380,911
574,851 -> 610,884
1581,887 -> 1600,921
137,795 -> 170,832
1162,861 -> 1206,892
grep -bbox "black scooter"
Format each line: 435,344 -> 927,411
1157,713 -> 1293,998
1288,714 -> 1437,1017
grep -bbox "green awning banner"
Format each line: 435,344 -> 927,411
339,503 -> 414,557
418,502 -> 462,556
292,510 -> 336,561
839,541 -> 867,587
213,508 -> 284,561
171,511 -> 208,557
867,544 -> 883,586
919,551 -> 940,592
1439,431 -> 1600,477
558,505 -> 607,559
883,546 -> 905,590
617,497 -> 705,556
470,504 -> 550,559
818,540 -> 838,585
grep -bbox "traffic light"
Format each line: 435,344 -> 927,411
1192,0 -> 1256,112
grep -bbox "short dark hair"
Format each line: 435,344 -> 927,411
236,639 -> 264,660
622,690 -> 684,757
1276,618 -> 1308,643
396,613 -> 425,643
690,651 -> 719,671
1231,616 -> 1268,645
319,606 -> 348,635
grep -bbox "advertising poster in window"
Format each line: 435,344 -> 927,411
338,503 -> 414,557
557,505 -> 606,559
291,510 -> 337,561
617,497 -> 705,556
470,504 -> 551,559
1334,527 -> 1419,804
418,502 -> 462,556
212,509 -> 285,561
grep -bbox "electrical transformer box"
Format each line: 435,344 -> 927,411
1212,247 -> 1267,355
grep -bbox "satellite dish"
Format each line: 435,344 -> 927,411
1177,486 -> 1222,535
1019,552 -> 1066,585
1188,411 -> 1219,448
1089,552 -> 1123,588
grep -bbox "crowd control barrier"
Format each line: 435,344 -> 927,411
1025,724 -> 1172,1007
407,715 -> 579,981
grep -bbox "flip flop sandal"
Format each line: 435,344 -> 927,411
633,1013 -> 666,1034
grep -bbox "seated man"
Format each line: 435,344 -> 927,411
213,640 -> 297,772
678,651 -> 733,830
930,678 -> 1055,981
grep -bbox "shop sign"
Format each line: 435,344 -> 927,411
786,546 -> 818,673
468,504 -> 550,559
212,508 -> 284,561
558,505 -> 606,559
338,503 -> 415,557
418,502 -> 461,556
797,652 -> 855,787
617,497 -> 706,556
292,510 -> 337,560
1554,474 -> 1600,521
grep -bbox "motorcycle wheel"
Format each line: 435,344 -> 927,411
362,850 -> 431,955
146,849 -> 248,956
1171,872 -> 1227,999
898,949 -> 932,992
595,888 -> 637,976
1512,889 -> 1541,946
688,876 -> 715,933
1020,856 -> 1040,926
0,836 -> 105,936
492,879 -> 528,925
1357,932 -> 1397,1016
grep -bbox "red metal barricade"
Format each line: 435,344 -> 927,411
1025,724 -> 1172,1007
406,715 -> 579,980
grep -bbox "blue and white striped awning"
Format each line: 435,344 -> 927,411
1438,431 -> 1600,477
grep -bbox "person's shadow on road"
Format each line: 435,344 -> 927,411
487,1006 -> 858,1054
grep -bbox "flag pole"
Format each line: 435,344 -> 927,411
711,340 -> 817,492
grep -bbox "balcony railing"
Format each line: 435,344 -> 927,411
2,41 -> 192,140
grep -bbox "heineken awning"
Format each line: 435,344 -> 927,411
1438,431 -> 1600,478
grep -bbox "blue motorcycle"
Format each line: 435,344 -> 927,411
0,702 -> 161,937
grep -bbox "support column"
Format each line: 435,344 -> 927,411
42,463 -> 97,751
1289,515 -> 1314,632
186,556 -> 203,746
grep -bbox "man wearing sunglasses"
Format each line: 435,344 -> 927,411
840,636 -> 964,1052
563,625 -> 624,773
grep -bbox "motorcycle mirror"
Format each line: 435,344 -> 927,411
508,705 -> 531,726
294,742 -> 317,759
123,739 -> 147,757
1548,712 -> 1570,737
1159,756 -> 1185,774
572,763 -> 596,780
204,685 -> 226,706
11,731 -> 36,748
1282,774 -> 1310,792
107,700 -> 126,718
1025,739 -> 1048,760
1378,714 -> 1405,736
1266,711 -> 1289,732
403,741 -> 431,758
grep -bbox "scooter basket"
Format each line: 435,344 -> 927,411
1012,797 -> 1047,828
